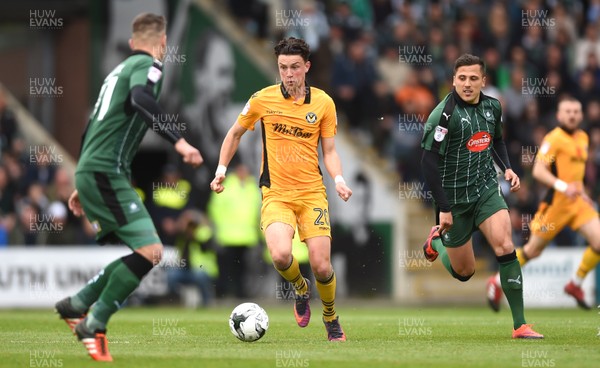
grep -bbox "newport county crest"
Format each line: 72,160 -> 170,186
305,112 -> 317,124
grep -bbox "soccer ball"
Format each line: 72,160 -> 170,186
229,302 -> 269,342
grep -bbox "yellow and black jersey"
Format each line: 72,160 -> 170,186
237,83 -> 337,190
537,126 -> 588,204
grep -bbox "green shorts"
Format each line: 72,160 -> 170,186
441,184 -> 508,248
75,171 -> 160,249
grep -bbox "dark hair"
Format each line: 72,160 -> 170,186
454,54 -> 485,74
274,37 -> 310,62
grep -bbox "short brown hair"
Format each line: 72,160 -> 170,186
557,95 -> 581,109
557,95 -> 579,104
274,37 -> 310,62
132,13 -> 166,40
454,54 -> 485,74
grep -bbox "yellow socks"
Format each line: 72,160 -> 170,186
316,272 -> 337,322
516,248 -> 529,267
275,256 -> 308,295
575,246 -> 600,280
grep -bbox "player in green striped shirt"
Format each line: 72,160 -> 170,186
421,54 -> 543,339
54,13 -> 203,361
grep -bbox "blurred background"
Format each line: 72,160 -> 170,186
0,0 -> 598,308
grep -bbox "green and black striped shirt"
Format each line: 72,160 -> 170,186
421,91 -> 503,204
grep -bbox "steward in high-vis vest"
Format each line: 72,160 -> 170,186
207,162 -> 261,298
167,209 -> 218,307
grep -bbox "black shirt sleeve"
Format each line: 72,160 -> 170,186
421,150 -> 451,212
129,85 -> 183,145
491,138 -> 511,172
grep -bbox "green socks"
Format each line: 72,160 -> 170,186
70,258 -> 125,313
498,251 -> 526,329
433,238 -> 526,329
86,262 -> 142,331
432,238 -> 454,275
71,253 -> 153,332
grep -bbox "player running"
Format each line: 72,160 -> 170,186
210,37 -> 352,341
54,13 -> 202,361
421,54 -> 543,339
487,96 -> 600,311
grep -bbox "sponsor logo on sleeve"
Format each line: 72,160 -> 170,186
434,126 -> 448,142
147,66 -> 162,83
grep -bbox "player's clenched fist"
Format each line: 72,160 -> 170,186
175,138 -> 203,168
68,190 -> 85,217
210,174 -> 226,193
333,175 -> 352,201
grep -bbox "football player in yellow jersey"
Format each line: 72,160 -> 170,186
210,37 -> 352,341
487,96 -> 600,311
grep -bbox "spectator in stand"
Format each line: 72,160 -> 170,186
379,21 -> 414,52
24,147 -> 56,191
47,167 -> 95,244
587,0 -> 600,24
540,43 -> 573,92
426,2 -> 452,36
0,89 -> 17,155
0,165 -> 16,246
585,99 -> 600,130
579,51 -> 600,88
27,182 -> 49,215
575,24 -> 600,71
394,71 -> 436,120
329,0 -> 366,42
502,45 -> 538,81
427,27 -> 446,66
377,45 -> 411,96
227,0 -> 268,39
454,11 -> 479,55
547,3 -> 578,45
11,198 -> 40,245
538,70 -> 568,120
483,3 -> 511,66
371,0 -> 393,31
393,71 -> 435,182
502,67 -> 532,124
521,26 -> 546,69
575,69 -> 599,111
331,38 -> 381,133
43,201 -> 73,245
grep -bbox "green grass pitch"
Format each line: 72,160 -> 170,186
1,305 -> 599,367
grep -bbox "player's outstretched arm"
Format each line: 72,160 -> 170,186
130,85 -> 183,144
129,85 -> 203,167
210,122 -> 247,193
321,137 -> 352,202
